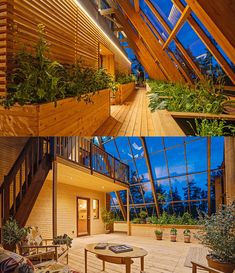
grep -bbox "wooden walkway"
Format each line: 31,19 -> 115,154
95,88 -> 185,136
68,233 -> 205,273
95,88 -> 156,136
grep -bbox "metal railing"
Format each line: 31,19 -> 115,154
56,137 -> 129,184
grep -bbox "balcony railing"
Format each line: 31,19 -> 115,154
56,137 -> 129,185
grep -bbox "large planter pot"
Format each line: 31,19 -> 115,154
170,235 -> 177,242
207,255 -> 235,273
111,82 -> 135,105
0,89 -> 110,136
155,234 -> 163,240
184,235 -> 191,243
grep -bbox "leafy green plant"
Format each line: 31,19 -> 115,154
132,218 -> 141,224
101,208 -> 115,226
148,79 -> 228,114
53,234 -> 73,248
1,24 -> 113,108
170,228 -> 177,235
183,229 -> 191,235
154,229 -> 163,235
189,119 -> 229,136
139,210 -> 148,220
195,203 -> 235,263
116,73 -> 136,84
2,217 -> 30,249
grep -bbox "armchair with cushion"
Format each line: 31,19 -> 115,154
17,227 -> 69,264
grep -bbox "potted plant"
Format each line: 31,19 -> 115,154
132,218 -> 141,224
183,229 -> 191,243
139,210 -> 148,224
154,230 -> 163,240
2,217 -> 30,252
196,203 -> 235,273
101,208 -> 115,234
170,228 -> 177,242
53,234 -> 73,248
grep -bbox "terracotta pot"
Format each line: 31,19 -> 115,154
184,235 -> 191,243
207,255 -> 235,273
156,234 -> 163,240
170,235 -> 177,242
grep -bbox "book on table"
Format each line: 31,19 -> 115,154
94,243 -> 108,249
109,245 -> 133,254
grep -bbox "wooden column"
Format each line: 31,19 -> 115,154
224,137 -> 235,204
115,191 -> 127,221
52,160 -> 58,238
127,189 -> 131,236
207,137 -> 211,215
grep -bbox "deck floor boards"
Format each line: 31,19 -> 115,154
95,88 -> 155,136
68,233 -> 205,273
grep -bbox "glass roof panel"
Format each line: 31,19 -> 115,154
166,146 -> 187,177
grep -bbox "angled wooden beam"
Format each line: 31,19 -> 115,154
186,0 -> 235,65
115,191 -> 127,220
145,0 -> 204,80
172,0 -> 235,85
140,137 -> 160,217
163,6 -> 191,50
133,0 -> 140,13
99,8 -> 115,16
115,0 -> 185,83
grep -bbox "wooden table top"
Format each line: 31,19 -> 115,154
85,243 -> 148,259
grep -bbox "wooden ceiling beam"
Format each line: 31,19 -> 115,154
186,0 -> 235,66
172,0 -> 235,85
133,0 -> 140,13
140,137 -> 160,217
145,0 -> 204,80
163,6 -> 191,50
99,8 -> 115,16
115,191 -> 127,220
115,0 -> 185,83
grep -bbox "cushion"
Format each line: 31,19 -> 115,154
0,248 -> 34,273
35,261 -> 80,273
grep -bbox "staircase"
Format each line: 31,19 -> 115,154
0,138 -> 52,227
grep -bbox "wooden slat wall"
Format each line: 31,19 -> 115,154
0,137 -> 28,185
0,0 -> 131,93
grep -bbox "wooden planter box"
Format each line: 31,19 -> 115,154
111,82 -> 135,105
0,89 -> 110,136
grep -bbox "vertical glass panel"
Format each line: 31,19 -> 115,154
145,137 -> 164,154
170,176 -> 188,201
155,178 -> 172,202
150,152 -> 168,179
186,138 -> 207,174
166,146 -> 186,176
188,172 -> 208,200
115,137 -> 133,162
110,192 -> 118,205
130,185 -> 144,204
129,137 -> 144,159
135,157 -> 150,182
173,201 -> 189,216
142,182 -> 154,203
190,201 -> 208,217
164,137 -> 184,148
104,140 -> 119,159
211,137 -> 224,170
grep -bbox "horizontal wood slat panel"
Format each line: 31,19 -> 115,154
0,0 -> 130,93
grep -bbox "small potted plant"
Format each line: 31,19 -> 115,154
2,217 -> 30,252
196,203 -> 235,273
139,210 -> 148,224
101,208 -> 115,234
155,230 -> 163,240
53,234 -> 73,248
170,228 -> 177,242
183,229 -> 191,243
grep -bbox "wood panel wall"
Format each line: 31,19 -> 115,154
0,0 -> 131,94
26,179 -> 106,239
0,137 -> 28,185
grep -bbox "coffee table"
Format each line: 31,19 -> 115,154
85,243 -> 148,273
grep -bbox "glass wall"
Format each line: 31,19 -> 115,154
100,137 -> 224,219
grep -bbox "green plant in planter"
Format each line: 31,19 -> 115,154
139,210 -> 148,223
155,229 -> 163,240
101,208 -> 115,233
116,73 -> 136,84
53,234 -> 73,248
184,229 -> 191,235
2,217 -> 30,251
195,203 -> 235,264
170,228 -> 177,235
132,218 -> 141,224
1,24 -> 68,108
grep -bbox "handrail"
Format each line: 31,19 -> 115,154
0,138 -> 50,225
191,262 -> 224,273
56,137 -> 129,185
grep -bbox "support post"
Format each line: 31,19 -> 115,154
127,189 -> 131,236
207,137 -> 211,215
52,160 -> 58,238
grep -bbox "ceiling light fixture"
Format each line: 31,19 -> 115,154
74,0 -> 131,65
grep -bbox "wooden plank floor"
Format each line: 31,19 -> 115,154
68,233 -> 205,273
95,88 -> 156,136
